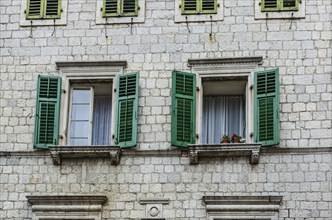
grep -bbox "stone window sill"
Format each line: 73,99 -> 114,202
187,143 -> 261,165
49,146 -> 121,165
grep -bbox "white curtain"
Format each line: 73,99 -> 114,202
202,96 -> 245,144
92,96 -> 112,145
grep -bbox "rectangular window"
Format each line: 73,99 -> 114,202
261,0 -> 299,12
68,83 -> 112,146
181,0 -> 217,15
102,0 -> 138,17
26,0 -> 62,19
202,78 -> 247,144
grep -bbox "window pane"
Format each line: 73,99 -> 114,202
70,121 -> 90,138
72,89 -> 91,103
71,105 -> 90,120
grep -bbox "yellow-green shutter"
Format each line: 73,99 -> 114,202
103,0 -> 138,17
261,0 -> 299,12
171,70 -> 196,147
34,75 -> 61,149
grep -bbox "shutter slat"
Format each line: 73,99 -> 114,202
171,70 -> 196,147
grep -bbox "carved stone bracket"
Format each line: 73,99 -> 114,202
187,144 -> 261,165
49,146 -> 121,165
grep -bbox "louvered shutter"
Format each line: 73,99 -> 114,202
44,0 -> 62,19
181,0 -> 198,15
254,69 -> 279,146
34,75 -> 61,149
262,0 -> 298,12
171,71 -> 196,147
26,0 -> 43,19
114,72 -> 139,148
201,0 -> 217,14
122,0 -> 138,16
103,0 -> 118,17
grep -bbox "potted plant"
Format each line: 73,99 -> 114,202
220,135 -> 231,144
231,133 -> 242,143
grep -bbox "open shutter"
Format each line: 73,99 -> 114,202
44,0 -> 62,19
34,75 -> 61,149
26,0 -> 43,19
201,0 -> 217,14
254,69 -> 279,146
103,0 -> 119,17
122,0 -> 138,16
181,0 -> 198,15
114,72 -> 139,148
171,70 -> 196,147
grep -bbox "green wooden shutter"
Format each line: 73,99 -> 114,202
44,0 -> 62,19
103,0 -> 118,17
254,69 -> 279,146
26,0 -> 44,19
114,72 -> 139,148
201,0 -> 217,14
34,75 -> 61,149
171,70 -> 196,147
261,0 -> 298,12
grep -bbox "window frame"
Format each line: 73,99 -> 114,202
26,0 -> 62,20
181,0 -> 218,15
56,62 -> 126,147
254,0 -> 305,19
174,0 -> 223,23
261,0 -> 299,12
20,0 -> 68,26
197,73 -> 253,144
96,0 -> 145,24
102,0 -> 138,17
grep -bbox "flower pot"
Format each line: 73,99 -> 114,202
221,140 -> 231,144
232,140 -> 241,143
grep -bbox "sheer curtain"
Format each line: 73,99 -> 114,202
202,96 -> 245,144
92,96 -> 112,145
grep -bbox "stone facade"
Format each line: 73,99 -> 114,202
0,0 -> 331,219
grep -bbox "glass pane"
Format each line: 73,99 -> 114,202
71,105 -> 90,120
70,138 -> 89,146
70,121 -> 89,138
72,89 -> 91,104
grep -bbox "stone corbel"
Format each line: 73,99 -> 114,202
188,144 -> 261,165
49,146 -> 121,165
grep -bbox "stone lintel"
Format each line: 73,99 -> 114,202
188,56 -> 263,66
203,196 -> 283,206
187,144 -> 261,165
49,146 -> 121,165
56,61 -> 127,69
26,195 -> 108,205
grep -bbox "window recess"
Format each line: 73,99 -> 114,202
102,0 -> 138,17
181,0 -> 218,15
261,0 -> 299,12
26,0 -> 62,19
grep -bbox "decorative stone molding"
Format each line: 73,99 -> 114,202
187,144 -> 261,165
26,195 -> 107,220
203,196 -> 282,220
139,198 -> 169,219
49,146 -> 121,165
